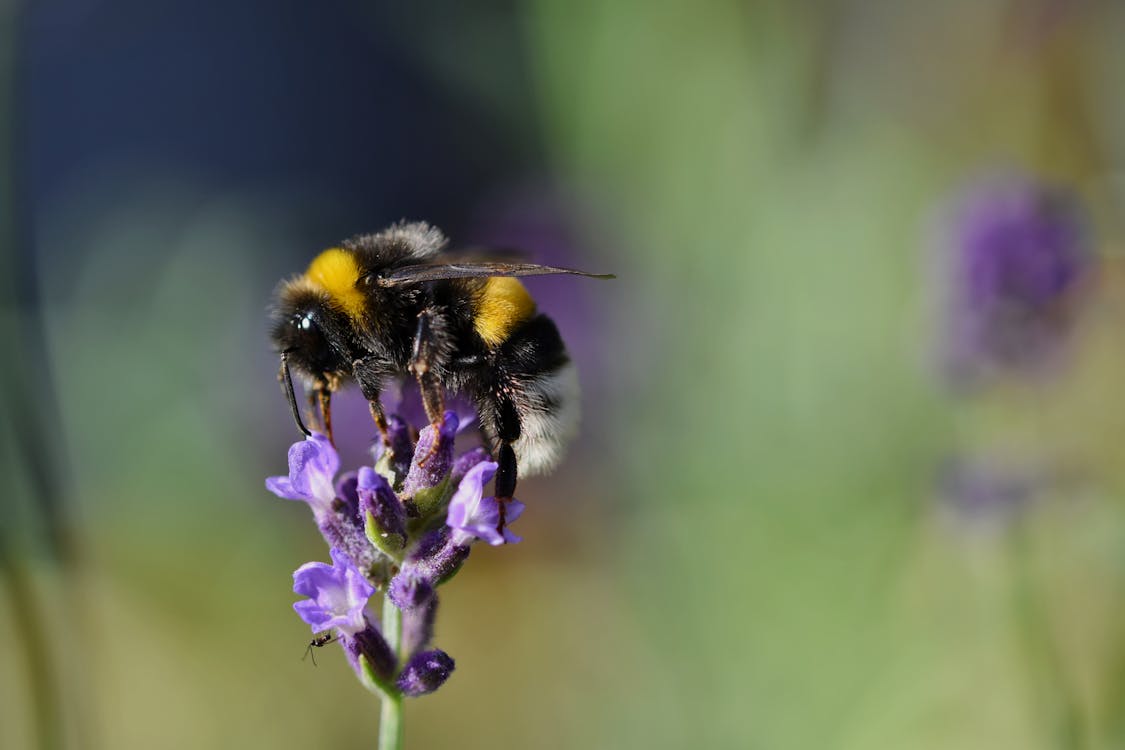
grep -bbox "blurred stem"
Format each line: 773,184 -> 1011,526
0,542 -> 62,750
379,595 -> 403,750
1009,521 -> 1085,750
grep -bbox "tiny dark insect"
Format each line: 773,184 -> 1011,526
271,221 -> 613,523
303,632 -> 337,667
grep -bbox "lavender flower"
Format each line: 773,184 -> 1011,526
937,455 -> 1039,524
939,173 -> 1092,383
390,527 -> 471,595
268,407 -> 526,732
266,433 -> 339,516
292,547 -> 376,636
447,461 -> 525,546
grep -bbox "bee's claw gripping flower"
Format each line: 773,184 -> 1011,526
292,548 -> 377,636
396,649 -> 455,697
446,461 -> 525,546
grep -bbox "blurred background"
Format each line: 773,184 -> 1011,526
3,1 -> 1125,748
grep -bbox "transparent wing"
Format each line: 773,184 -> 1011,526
377,261 -> 615,286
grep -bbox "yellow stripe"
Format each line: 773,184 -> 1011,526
305,248 -> 367,322
474,277 -> 536,347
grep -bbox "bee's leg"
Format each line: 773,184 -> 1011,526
491,394 -> 522,531
305,388 -> 319,434
409,310 -> 446,465
312,379 -> 334,445
368,400 -> 390,445
353,358 -> 389,445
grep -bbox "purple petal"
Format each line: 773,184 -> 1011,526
293,560 -> 337,598
447,461 -> 526,546
291,548 -> 375,635
265,475 -> 300,500
267,433 -> 339,512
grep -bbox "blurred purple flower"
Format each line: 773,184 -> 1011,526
293,547 -> 376,636
937,455 -> 1038,523
468,185 -> 613,388
446,461 -> 524,546
940,174 -> 1092,382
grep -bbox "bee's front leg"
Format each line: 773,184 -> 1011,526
353,357 -> 390,445
312,378 -> 335,446
409,309 -> 447,465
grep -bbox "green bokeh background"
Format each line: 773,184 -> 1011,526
5,2 -> 1125,749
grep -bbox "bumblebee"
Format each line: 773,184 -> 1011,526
271,221 -> 612,511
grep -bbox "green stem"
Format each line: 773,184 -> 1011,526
1009,521 -> 1085,750
378,595 -> 404,750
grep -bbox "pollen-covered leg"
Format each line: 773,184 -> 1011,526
410,309 -> 449,466
368,400 -> 390,446
415,373 -> 446,466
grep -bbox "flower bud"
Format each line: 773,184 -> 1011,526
402,412 -> 459,514
342,624 -> 398,697
358,467 -> 407,555
396,527 -> 470,589
396,649 -> 455,697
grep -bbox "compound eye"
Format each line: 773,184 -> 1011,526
290,312 -> 332,367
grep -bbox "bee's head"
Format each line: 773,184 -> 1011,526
270,286 -> 350,379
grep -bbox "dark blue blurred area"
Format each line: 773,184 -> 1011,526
20,0 -> 540,254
